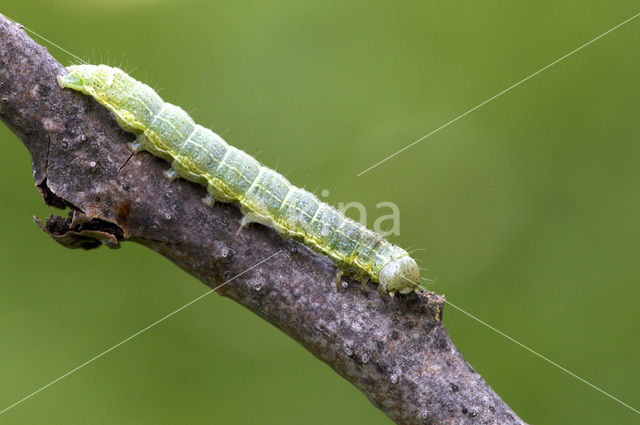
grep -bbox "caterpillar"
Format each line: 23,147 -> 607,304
57,64 -> 421,296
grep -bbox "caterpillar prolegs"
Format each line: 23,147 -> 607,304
57,64 -> 421,295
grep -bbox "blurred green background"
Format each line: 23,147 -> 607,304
1,1 -> 639,424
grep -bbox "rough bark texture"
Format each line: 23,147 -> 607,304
0,14 -> 527,425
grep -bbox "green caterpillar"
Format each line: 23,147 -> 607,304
57,64 -> 420,295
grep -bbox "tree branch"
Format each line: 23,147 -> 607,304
0,14 -> 526,425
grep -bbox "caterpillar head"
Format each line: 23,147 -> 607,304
378,256 -> 420,295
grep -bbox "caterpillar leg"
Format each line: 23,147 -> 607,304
335,269 -> 343,291
202,193 -> 216,207
240,212 -> 267,228
238,205 -> 276,230
128,134 -> 146,153
237,211 -> 272,236
163,166 -> 179,181
240,213 -> 258,230
360,276 -> 369,294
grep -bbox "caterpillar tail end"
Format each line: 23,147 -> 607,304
56,66 -> 84,90
378,257 -> 420,295
56,73 -> 66,89
56,65 -> 92,94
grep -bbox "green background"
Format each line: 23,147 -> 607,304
1,1 -> 639,424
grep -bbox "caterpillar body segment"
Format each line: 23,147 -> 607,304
57,64 -> 421,295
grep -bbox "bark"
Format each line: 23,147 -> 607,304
0,14 -> 526,425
